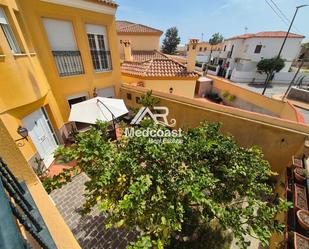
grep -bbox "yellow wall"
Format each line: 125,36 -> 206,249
122,75 -> 198,98
120,84 -> 309,174
18,0 -> 122,122
0,119 -> 81,249
118,34 -> 161,52
0,0 -> 64,162
196,42 -> 223,52
208,75 -> 303,123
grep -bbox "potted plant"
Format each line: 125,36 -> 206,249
294,167 -> 307,183
294,232 -> 309,249
33,157 -> 49,180
294,184 -> 308,211
297,209 -> 309,230
292,156 -> 303,168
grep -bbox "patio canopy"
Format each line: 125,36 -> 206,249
69,97 -> 129,124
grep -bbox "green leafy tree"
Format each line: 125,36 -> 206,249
140,90 -> 160,110
205,33 -> 224,75
162,27 -> 181,55
209,33 -> 224,46
59,121 -> 290,249
257,57 -> 285,95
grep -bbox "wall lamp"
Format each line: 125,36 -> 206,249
15,126 -> 29,142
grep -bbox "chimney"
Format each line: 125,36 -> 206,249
187,39 -> 199,72
122,40 -> 133,62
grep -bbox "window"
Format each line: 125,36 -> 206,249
0,7 -> 21,53
67,96 -> 87,108
228,45 -> 234,58
14,10 -> 34,52
199,47 -> 202,52
127,93 -> 132,100
136,97 -> 141,104
224,45 -> 226,51
42,18 -> 84,77
86,24 -> 111,72
254,45 -> 262,54
204,47 -> 207,52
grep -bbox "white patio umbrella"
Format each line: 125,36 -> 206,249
69,97 -> 129,124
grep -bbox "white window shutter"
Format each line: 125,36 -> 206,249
42,18 -> 77,51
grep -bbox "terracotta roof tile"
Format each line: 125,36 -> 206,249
116,21 -> 163,35
121,58 -> 200,79
121,50 -> 168,62
226,31 -> 305,40
86,0 -> 118,8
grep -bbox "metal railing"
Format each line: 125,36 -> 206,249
0,158 -> 57,249
89,50 -> 112,71
52,50 -> 85,77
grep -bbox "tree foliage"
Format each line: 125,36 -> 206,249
140,90 -> 160,109
58,121 -> 290,249
162,27 -> 181,55
257,57 -> 285,77
209,33 -> 224,46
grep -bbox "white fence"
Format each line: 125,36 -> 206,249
230,70 -> 309,84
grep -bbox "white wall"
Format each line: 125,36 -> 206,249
230,70 -> 309,84
230,70 -> 267,83
220,37 -> 303,73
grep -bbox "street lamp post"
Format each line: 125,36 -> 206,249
262,4 -> 307,95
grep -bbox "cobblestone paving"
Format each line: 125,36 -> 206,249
50,173 -> 136,249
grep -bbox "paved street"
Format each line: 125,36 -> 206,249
231,83 -> 309,124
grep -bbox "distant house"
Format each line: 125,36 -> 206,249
196,41 -> 224,54
216,31 -> 305,82
116,20 -> 163,53
119,37 -> 203,98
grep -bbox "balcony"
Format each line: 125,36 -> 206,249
52,51 -> 85,77
0,158 -> 57,249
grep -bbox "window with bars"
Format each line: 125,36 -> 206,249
87,33 -> 111,71
0,7 -> 21,54
254,45 -> 262,54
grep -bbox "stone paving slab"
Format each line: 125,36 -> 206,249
50,173 -> 136,249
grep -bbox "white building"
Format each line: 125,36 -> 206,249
217,31 -> 305,83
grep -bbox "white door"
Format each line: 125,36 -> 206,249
23,108 -> 58,167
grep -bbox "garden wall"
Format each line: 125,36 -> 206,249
120,84 -> 309,175
208,75 -> 303,123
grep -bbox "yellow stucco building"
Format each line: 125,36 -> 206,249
116,20 -> 163,54
0,0 -> 309,248
0,0 -> 124,247
0,0 -> 121,168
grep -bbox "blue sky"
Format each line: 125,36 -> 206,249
115,0 -> 309,44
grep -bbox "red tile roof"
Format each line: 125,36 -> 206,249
226,31 -> 305,40
121,58 -> 200,79
121,50 -> 167,62
87,0 -> 118,8
116,21 -> 163,35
